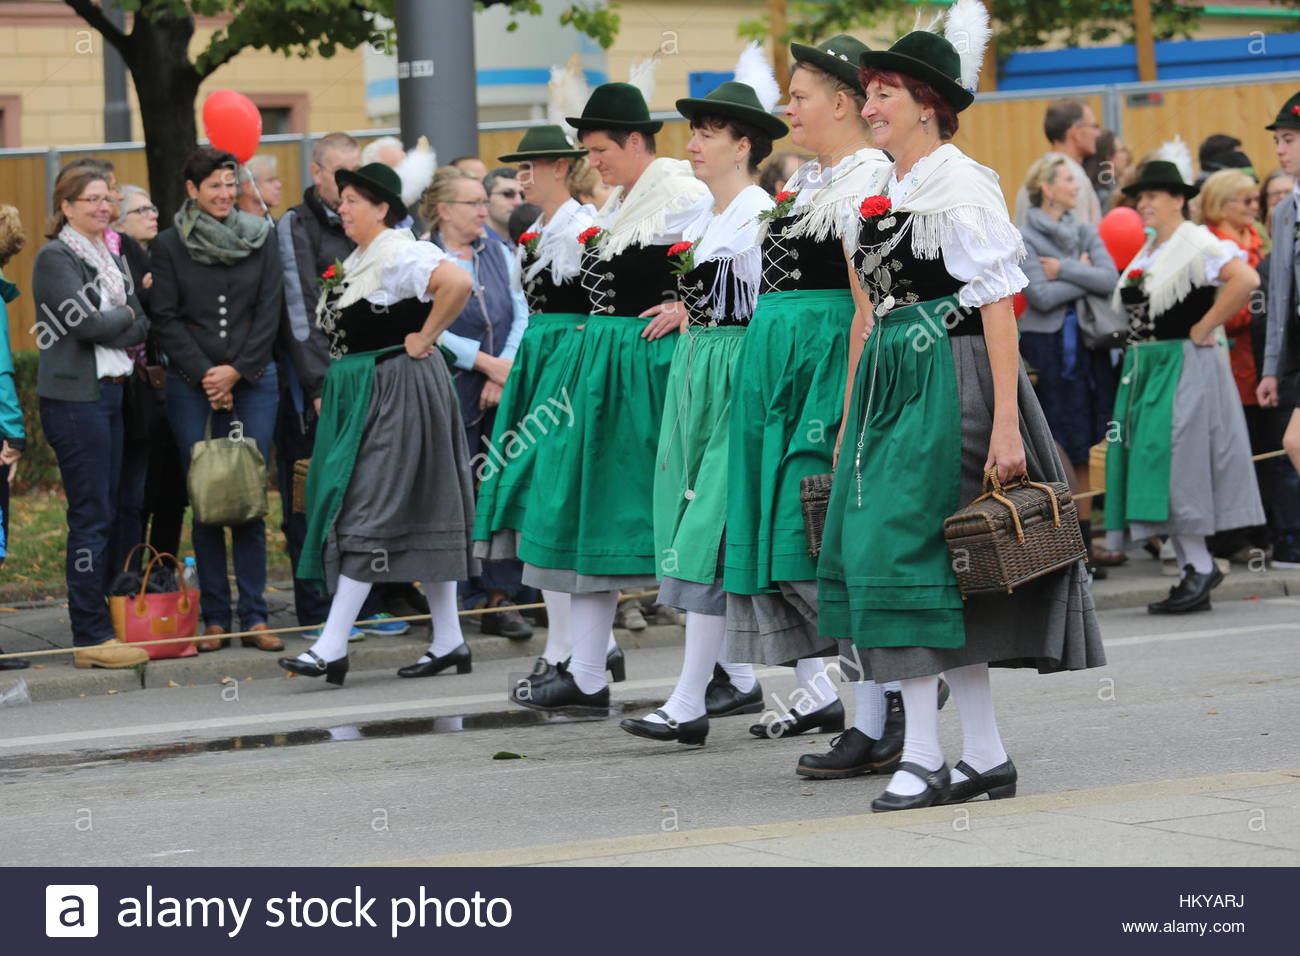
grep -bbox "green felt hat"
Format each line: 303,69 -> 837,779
335,161 -> 407,221
498,125 -> 588,163
790,35 -> 870,95
1121,160 -> 1199,200
566,82 -> 662,134
676,81 -> 788,139
859,31 -> 974,112
1265,91 -> 1300,132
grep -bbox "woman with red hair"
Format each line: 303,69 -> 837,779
816,0 -> 1104,811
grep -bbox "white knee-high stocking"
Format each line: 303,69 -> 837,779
717,656 -> 756,694
794,657 -> 837,712
851,680 -> 887,739
567,591 -> 619,694
647,611 -> 725,724
944,662 -> 1008,784
1174,534 -> 1214,575
884,675 -> 943,796
541,590 -> 571,664
303,574 -> 372,663
414,580 -> 465,660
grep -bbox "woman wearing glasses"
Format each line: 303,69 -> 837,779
32,163 -> 149,668
418,166 -> 534,643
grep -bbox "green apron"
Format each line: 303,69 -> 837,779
516,313 -> 676,575
1104,339 -> 1184,530
723,288 -> 854,593
472,312 -> 586,541
653,325 -> 747,583
816,295 -> 966,650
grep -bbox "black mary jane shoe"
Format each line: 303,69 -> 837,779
620,708 -> 709,745
942,758 -> 1018,804
796,728 -> 890,779
278,650 -> 349,687
1147,564 -> 1223,615
396,642 -> 473,678
870,761 -> 951,813
510,664 -> 610,714
705,665 -> 764,717
749,698 -> 845,739
530,656 -> 562,685
0,646 -> 31,670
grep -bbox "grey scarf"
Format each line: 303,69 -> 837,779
1024,206 -> 1084,258
175,199 -> 271,266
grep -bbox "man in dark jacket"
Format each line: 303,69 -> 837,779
274,133 -> 417,636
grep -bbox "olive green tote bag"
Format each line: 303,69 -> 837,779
187,413 -> 269,526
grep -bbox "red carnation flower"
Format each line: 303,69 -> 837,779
666,241 -> 694,257
518,232 -> 540,246
859,195 -> 892,219
578,226 -> 605,246
321,264 -> 336,279
1292,105 -> 1300,116
774,190 -> 795,204
1128,269 -> 1144,280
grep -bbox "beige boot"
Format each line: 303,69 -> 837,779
74,639 -> 149,669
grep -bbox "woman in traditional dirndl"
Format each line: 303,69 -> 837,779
470,125 -> 602,676
723,36 -> 921,783
1105,160 -> 1263,613
817,1 -> 1105,811
282,163 -> 478,686
619,50 -> 784,746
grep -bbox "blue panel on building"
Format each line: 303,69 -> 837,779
999,32 -> 1300,91
689,72 -> 734,98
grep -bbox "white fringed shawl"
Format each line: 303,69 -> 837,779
595,157 -> 710,259
1108,221 -> 1241,318
773,147 -> 892,246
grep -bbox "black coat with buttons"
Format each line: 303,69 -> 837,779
148,224 -> 284,386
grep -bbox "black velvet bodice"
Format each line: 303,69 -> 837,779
758,215 -> 853,293
853,212 -> 982,335
1120,283 -> 1217,344
579,242 -> 678,316
522,245 -> 590,315
324,295 -> 428,357
677,258 -> 752,328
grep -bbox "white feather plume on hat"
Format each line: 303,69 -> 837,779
732,42 -> 780,114
627,55 -> 659,107
1151,136 -> 1194,186
395,135 -> 436,207
943,0 -> 991,92
548,55 -> 589,137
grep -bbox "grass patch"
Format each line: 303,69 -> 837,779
1,489 -> 294,602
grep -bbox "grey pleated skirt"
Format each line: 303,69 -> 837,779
725,580 -> 837,665
1127,342 -> 1264,539
322,354 -> 479,591
659,575 -> 727,616
483,531 -> 663,596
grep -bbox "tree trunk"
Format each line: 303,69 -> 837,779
122,8 -> 202,227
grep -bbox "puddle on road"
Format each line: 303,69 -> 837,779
0,698 -> 657,774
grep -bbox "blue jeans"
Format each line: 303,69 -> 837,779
40,384 -> 125,646
166,366 -> 278,630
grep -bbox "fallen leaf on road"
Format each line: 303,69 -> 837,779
219,676 -> 236,685
167,681 -> 181,688
106,689 -> 119,694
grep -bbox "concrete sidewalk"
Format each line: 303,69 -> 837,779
2,551 -> 1297,703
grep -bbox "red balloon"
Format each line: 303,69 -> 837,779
1012,291 -> 1027,319
1097,206 -> 1146,273
202,90 -> 262,164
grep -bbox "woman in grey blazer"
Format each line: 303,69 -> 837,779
1018,153 -> 1122,568
33,164 -> 149,669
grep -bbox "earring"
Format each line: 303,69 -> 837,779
921,115 -> 930,129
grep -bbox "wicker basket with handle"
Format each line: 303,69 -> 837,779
943,472 -> 1086,597
291,458 -> 311,514
799,472 -> 835,558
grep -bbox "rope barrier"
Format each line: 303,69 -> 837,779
0,590 -> 664,662
4,445 -> 1297,663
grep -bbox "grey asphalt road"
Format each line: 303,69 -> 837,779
0,596 -> 1296,866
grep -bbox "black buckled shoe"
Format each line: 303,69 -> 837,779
396,642 -> 473,678
942,758 -> 1018,804
796,728 -> 893,779
871,761 -> 951,812
511,664 -> 610,714
706,665 -> 764,717
0,645 -> 31,670
530,656 -> 561,685
278,650 -> 349,686
479,599 -> 535,640
1148,564 -> 1223,614
620,709 -> 709,745
749,698 -> 844,739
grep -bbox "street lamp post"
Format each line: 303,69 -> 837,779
394,0 -> 479,162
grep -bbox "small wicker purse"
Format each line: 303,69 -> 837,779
800,472 -> 835,558
291,458 -> 311,514
943,473 -> 1086,597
